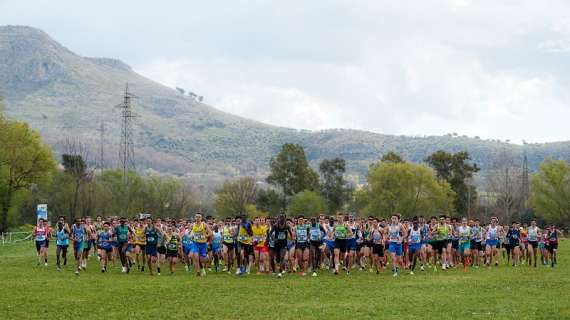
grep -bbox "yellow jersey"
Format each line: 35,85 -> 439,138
252,225 -> 268,247
133,227 -> 146,245
192,222 -> 208,244
238,224 -> 252,245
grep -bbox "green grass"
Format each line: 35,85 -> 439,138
0,242 -> 568,320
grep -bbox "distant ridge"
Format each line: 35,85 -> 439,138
1,25 -> 569,187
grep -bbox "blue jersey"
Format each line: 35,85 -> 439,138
408,228 -> 421,244
71,225 -> 85,243
56,229 -> 69,246
213,231 -> 222,246
309,225 -> 324,242
98,231 -> 112,249
181,232 -> 192,248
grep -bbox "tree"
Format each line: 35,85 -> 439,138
425,150 -> 479,215
60,138 -> 94,220
319,158 -> 351,215
528,158 -> 570,226
363,161 -> 454,217
267,143 -> 318,197
289,190 -> 327,217
214,177 -> 258,218
484,148 -> 526,222
256,188 -> 286,215
0,118 -> 56,231
381,151 -> 404,164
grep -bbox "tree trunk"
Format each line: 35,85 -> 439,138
0,188 -> 12,233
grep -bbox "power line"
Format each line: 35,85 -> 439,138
115,83 -> 137,215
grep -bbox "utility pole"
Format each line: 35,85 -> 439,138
116,84 -> 137,216
97,121 -> 106,169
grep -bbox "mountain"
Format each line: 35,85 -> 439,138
1,25 -> 569,187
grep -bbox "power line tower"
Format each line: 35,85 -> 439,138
97,121 -> 106,169
521,143 -> 529,205
116,84 -> 137,215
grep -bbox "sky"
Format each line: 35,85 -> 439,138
2,0 -> 570,143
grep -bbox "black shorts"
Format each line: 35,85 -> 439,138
100,247 -> 113,254
372,244 -> 384,256
223,242 -> 234,251
166,251 -> 178,258
547,243 -> 558,253
432,240 -> 444,255
158,246 -> 167,255
83,239 -> 94,252
528,241 -> 538,249
239,243 -> 253,256
452,240 -> 459,250
136,244 -> 146,251
310,241 -> 322,249
35,240 -> 47,252
470,240 -> 482,251
296,242 -> 309,250
45,239 -> 50,248
335,239 -> 347,253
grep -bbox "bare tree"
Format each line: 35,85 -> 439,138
484,147 -> 525,223
60,138 -> 95,219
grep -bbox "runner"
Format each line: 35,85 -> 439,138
408,217 -> 422,275
506,221 -> 521,267
458,217 -> 471,272
388,213 -> 405,277
484,217 -> 502,267
55,220 -> 70,270
369,218 -> 385,274
270,214 -> 292,278
144,218 -> 159,276
114,217 -> 133,273
222,217 -> 236,274
211,222 -> 223,272
520,223 -> 529,265
97,222 -> 113,273
470,219 -> 483,268
133,219 -> 147,272
419,216 -> 429,272
32,218 -> 49,267
81,217 -> 96,270
294,215 -> 310,276
252,217 -> 269,274
333,215 -> 351,275
432,215 -> 449,271
527,219 -> 540,268
164,224 -> 181,274
347,215 -> 358,270
191,212 -> 212,276
309,217 -> 326,277
236,215 -> 253,275
547,224 -> 561,267
70,218 -> 85,276
181,222 -> 193,273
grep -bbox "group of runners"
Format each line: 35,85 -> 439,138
32,212 -> 562,277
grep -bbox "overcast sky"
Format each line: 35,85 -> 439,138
2,0 -> 570,143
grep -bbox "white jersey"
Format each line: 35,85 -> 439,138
528,226 -> 539,242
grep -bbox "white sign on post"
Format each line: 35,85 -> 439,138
37,204 -> 48,222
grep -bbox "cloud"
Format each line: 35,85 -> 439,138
3,0 -> 570,142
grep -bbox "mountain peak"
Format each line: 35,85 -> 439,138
0,25 -> 78,93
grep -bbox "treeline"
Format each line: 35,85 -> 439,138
214,144 -> 570,228
2,98 -> 570,231
0,99 -> 197,232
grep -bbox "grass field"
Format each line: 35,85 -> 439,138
0,241 -> 568,320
